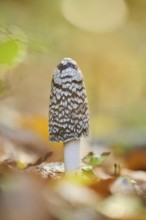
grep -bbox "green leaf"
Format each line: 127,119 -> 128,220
0,25 -> 27,70
81,166 -> 98,182
83,151 -> 111,168
0,39 -> 19,65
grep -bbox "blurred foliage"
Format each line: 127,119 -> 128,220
0,24 -> 27,69
0,150 -> 146,220
0,1 -> 146,219
83,151 -> 111,168
0,39 -> 19,65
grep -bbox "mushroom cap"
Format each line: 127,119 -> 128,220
49,58 -> 89,142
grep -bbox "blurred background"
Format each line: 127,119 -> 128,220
1,1 -> 146,220
0,0 -> 146,162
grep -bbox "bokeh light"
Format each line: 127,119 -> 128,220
61,0 -> 128,33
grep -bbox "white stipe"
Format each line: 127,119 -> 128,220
64,139 -> 80,172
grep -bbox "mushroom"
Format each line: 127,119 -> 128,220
49,58 -> 89,172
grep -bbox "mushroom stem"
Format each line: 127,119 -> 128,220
64,139 -> 80,172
